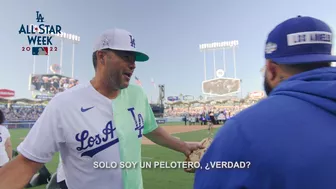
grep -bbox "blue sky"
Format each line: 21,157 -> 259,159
1,0 -> 336,101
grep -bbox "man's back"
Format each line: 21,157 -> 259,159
235,95 -> 336,188
195,67 -> 336,189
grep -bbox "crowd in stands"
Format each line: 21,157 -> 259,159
164,99 -> 259,125
0,96 -> 261,123
0,105 -> 45,122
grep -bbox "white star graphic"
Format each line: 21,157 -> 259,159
102,38 -> 109,47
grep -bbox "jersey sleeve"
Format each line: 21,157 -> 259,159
2,127 -> 10,139
17,97 -> 65,163
142,95 -> 158,135
194,119 -> 251,189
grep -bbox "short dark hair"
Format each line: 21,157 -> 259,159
0,110 -> 4,125
92,51 -> 97,70
278,62 -> 331,74
92,49 -> 113,70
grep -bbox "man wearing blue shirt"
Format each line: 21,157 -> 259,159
194,16 -> 336,189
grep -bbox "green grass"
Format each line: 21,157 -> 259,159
9,126 -> 220,189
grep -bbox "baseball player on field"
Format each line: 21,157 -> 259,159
0,28 -> 202,189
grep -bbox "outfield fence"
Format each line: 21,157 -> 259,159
3,121 -> 35,129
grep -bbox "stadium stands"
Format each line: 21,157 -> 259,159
150,104 -> 164,117
0,92 -> 264,127
164,96 -> 263,125
0,105 -> 44,121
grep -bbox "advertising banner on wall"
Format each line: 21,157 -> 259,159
0,89 -> 15,98
248,91 -> 265,99
167,96 -> 179,102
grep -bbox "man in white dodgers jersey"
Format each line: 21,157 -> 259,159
0,110 -> 12,168
0,28 -> 203,189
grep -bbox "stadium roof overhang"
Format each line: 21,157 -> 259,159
0,98 -> 49,104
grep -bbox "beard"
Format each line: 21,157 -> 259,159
105,71 -> 121,90
107,71 -> 130,90
263,77 -> 273,96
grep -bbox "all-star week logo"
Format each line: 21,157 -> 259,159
18,11 -> 62,56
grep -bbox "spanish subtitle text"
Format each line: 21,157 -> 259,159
93,161 -> 251,170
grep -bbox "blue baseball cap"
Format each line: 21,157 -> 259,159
265,16 -> 336,64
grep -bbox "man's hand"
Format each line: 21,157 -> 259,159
183,142 -> 204,157
145,127 -> 204,156
184,138 -> 213,173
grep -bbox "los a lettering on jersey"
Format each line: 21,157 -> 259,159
17,82 -> 158,189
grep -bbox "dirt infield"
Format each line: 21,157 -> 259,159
142,125 -> 220,145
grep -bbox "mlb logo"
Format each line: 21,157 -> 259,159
32,47 -> 48,55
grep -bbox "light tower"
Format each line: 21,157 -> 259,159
199,40 -> 239,80
199,40 -> 241,98
30,23 -> 80,78
54,32 -> 81,78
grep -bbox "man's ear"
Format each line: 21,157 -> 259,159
265,59 -> 279,81
96,51 -> 106,65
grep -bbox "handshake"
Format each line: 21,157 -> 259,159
184,137 -> 213,173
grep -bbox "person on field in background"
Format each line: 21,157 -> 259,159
194,16 -> 336,189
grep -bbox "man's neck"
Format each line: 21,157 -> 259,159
90,78 -> 119,99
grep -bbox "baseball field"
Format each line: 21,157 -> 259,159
9,122 -> 221,189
